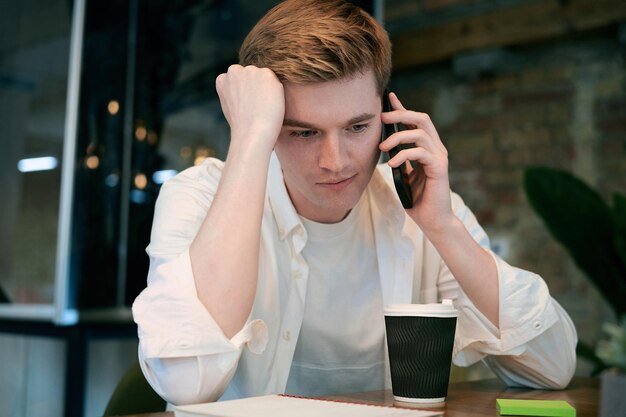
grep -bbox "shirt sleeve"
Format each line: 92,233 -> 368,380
131,160 -> 269,404
440,193 -> 578,389
133,249 -> 269,404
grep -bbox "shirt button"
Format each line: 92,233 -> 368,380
283,331 -> 291,341
533,321 -> 542,329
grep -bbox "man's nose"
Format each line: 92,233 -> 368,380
318,133 -> 347,172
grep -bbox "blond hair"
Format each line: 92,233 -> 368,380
239,0 -> 392,94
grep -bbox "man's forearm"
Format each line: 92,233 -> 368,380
190,141 -> 273,339
426,217 -> 500,327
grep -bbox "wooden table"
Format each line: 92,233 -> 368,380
113,376 -> 599,417
331,377 -> 599,416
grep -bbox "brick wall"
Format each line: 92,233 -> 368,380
393,29 -> 625,375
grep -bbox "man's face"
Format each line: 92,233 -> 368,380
275,70 -> 382,223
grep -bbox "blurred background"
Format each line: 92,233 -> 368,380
0,0 -> 624,416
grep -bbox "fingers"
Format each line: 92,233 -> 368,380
379,129 -> 442,155
382,92 -> 445,151
215,65 -> 281,94
380,93 -> 448,159
387,146 -> 429,169
380,92 -> 449,175
388,91 -> 406,111
214,65 -> 285,146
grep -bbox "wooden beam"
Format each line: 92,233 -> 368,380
391,0 -> 626,70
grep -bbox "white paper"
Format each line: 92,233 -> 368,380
175,394 -> 442,417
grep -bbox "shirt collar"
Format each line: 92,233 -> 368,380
367,164 -> 408,230
268,152 -> 304,241
268,153 -> 407,240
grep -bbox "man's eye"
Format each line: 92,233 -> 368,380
349,124 -> 368,133
290,130 -> 315,138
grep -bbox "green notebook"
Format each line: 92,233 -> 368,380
496,398 -> 576,417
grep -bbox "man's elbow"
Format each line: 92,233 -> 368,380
487,342 -> 577,390
539,362 -> 575,390
536,334 -> 577,390
546,348 -> 577,389
140,355 -> 234,406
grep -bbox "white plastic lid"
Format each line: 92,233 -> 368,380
384,299 -> 458,318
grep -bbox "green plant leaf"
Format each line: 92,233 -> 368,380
524,167 -> 626,319
0,284 -> 9,303
595,317 -> 626,373
576,341 -> 607,376
614,194 -> 626,268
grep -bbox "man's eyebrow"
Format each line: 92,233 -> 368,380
347,113 -> 376,125
282,113 -> 376,129
283,118 -> 317,129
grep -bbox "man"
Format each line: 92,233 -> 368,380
132,0 -> 577,405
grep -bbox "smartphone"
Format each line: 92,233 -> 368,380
382,91 -> 413,209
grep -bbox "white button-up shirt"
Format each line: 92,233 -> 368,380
132,154 -> 577,406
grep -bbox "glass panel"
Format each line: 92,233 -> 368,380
70,0 -> 130,309
67,0 -> 284,309
0,0 -> 73,305
122,0 -> 282,305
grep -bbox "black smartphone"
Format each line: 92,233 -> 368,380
382,91 -> 413,209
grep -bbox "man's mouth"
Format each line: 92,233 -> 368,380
318,175 -> 356,190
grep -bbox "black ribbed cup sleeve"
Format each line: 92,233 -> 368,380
384,316 -> 457,399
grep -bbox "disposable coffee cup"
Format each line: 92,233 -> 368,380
384,300 -> 458,405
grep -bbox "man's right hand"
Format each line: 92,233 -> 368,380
215,65 -> 285,153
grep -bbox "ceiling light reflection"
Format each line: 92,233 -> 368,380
135,126 -> 147,141
108,100 -> 120,115
105,173 -> 119,187
147,131 -> 158,145
130,190 -> 147,204
152,169 -> 177,185
86,155 -> 100,169
134,173 -> 148,189
180,146 -> 192,159
17,156 -> 58,173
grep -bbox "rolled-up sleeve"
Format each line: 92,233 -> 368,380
443,193 -> 577,389
133,249 -> 269,404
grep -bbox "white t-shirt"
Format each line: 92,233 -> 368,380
286,196 -> 385,396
